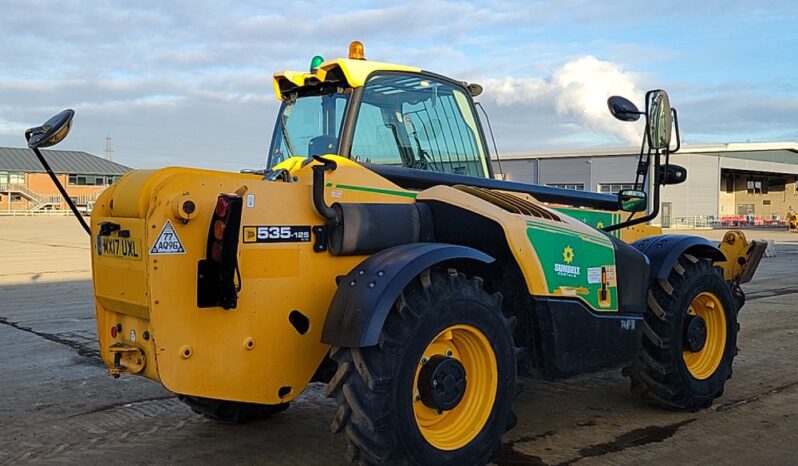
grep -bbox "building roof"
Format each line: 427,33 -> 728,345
496,141 -> 798,161
0,147 -> 131,175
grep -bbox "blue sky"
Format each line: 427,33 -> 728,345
1,0 -> 796,171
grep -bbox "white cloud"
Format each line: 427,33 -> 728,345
482,56 -> 645,146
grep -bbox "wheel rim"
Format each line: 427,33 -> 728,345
413,324 -> 498,451
682,292 -> 727,380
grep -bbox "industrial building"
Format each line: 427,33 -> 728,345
494,142 -> 798,227
0,147 -> 131,213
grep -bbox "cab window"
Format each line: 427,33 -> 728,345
267,90 -> 349,168
350,73 -> 488,178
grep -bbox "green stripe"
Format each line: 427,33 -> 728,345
326,183 -> 418,199
526,223 -> 612,247
528,229 -> 612,250
528,227 -> 613,249
526,220 -> 613,246
526,219 -> 611,241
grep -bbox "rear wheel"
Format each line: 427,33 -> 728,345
326,269 -> 518,465
629,254 -> 738,411
178,395 -> 289,424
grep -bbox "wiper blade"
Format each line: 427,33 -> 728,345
280,114 -> 295,157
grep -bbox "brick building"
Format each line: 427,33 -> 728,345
0,147 -> 131,212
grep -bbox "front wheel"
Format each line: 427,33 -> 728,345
326,269 -> 518,465
630,254 -> 738,411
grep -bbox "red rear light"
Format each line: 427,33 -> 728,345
213,219 -> 226,240
199,194 -> 243,310
111,325 -> 118,338
215,197 -> 230,217
211,241 -> 223,262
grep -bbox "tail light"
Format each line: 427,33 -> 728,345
197,194 -> 243,309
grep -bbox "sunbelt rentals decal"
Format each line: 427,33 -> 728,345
554,245 -> 581,278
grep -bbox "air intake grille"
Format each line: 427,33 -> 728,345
455,185 -> 562,221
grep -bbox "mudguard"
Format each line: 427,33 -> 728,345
321,243 -> 494,348
633,234 -> 726,281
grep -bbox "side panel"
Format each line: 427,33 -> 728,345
418,186 -> 624,313
533,298 -> 643,379
526,219 -> 619,312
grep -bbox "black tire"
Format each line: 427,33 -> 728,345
178,395 -> 290,424
629,254 -> 738,411
325,269 -> 518,465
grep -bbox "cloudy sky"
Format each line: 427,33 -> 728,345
1,0 -> 797,171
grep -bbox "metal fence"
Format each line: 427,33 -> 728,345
670,215 -> 788,230
0,209 -> 77,217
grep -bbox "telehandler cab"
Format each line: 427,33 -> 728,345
28,41 -> 765,465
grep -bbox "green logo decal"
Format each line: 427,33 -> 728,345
526,221 -> 618,312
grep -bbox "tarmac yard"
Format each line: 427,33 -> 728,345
1,217 -> 797,465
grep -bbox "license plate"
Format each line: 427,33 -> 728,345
97,236 -> 143,261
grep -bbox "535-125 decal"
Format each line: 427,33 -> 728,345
243,225 -> 311,243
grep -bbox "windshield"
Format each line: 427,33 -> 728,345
350,73 -> 489,178
267,90 -> 350,168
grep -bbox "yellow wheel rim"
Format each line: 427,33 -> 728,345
413,324 -> 498,451
682,292 -> 727,380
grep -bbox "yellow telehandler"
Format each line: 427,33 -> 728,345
26,41 -> 765,465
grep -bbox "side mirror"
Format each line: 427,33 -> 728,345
659,164 -> 687,185
25,109 -> 75,149
607,96 -> 642,122
618,189 -> 647,213
466,83 -> 483,97
646,90 -> 672,149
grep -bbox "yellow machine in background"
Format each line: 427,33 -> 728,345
27,42 -> 765,465
786,207 -> 798,231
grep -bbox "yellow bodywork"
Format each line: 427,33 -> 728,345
717,230 -> 766,284
91,155 -> 670,404
92,158 -> 412,403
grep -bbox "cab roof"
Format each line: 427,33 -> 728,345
272,58 -> 421,101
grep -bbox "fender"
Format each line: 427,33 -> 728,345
633,234 -> 726,281
321,242 -> 494,348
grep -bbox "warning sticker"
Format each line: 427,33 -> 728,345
587,266 -> 617,286
587,267 -> 602,284
150,219 -> 186,255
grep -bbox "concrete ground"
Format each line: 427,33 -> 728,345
1,217 -> 797,465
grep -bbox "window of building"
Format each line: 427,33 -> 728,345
763,200 -> 772,206
68,174 -> 118,186
0,171 -> 24,186
599,183 -> 635,194
746,178 -> 768,194
737,204 -> 755,215
546,183 -> 584,191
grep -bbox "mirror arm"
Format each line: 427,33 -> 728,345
27,144 -> 91,235
670,108 -> 681,153
603,147 -> 663,232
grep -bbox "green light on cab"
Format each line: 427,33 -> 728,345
310,55 -> 324,72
